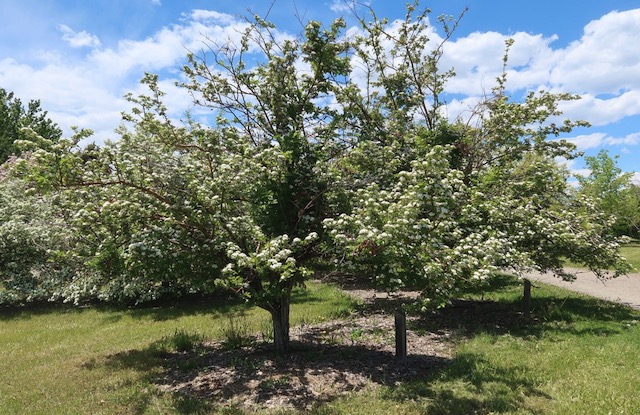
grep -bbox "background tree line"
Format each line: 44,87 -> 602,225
575,150 -> 640,239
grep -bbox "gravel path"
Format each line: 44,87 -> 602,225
522,268 -> 640,310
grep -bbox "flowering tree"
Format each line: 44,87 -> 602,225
322,8 -> 630,306
0,166 -> 81,304
8,2 -> 630,353
15,16 -> 349,354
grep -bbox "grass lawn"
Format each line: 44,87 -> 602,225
0,281 -> 354,415
565,242 -> 640,271
620,243 -> 640,270
1,277 -> 639,414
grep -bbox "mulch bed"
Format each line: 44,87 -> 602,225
157,314 -> 452,410
154,286 -> 455,410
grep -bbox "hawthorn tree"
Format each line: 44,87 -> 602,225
0,164 -> 81,304
15,16 -> 350,354
10,2 -> 630,353
323,13 -> 630,304
0,90 -> 69,304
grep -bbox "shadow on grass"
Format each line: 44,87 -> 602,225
0,294 -> 238,322
379,361 -> 541,415
378,351 -> 553,415
0,285 -> 338,323
93,334 -> 450,414
410,273 -> 639,340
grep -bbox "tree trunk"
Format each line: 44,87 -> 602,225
269,293 -> 291,355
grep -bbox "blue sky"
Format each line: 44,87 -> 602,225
1,0 -> 639,180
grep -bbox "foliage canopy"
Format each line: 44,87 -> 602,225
0,87 -> 62,164
576,150 -> 640,238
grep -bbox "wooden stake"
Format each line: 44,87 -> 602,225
523,278 -> 532,319
395,309 -> 407,360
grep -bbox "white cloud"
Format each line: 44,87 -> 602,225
58,24 -> 101,49
564,132 -> 640,151
329,1 -> 349,13
328,1 -> 368,14
550,9 -> 640,95
607,132 -> 640,146
439,9 -> 640,126
0,57 -> 130,143
442,31 -> 507,95
559,90 -> 640,126
440,96 -> 486,124
440,30 -> 560,96
437,8 -> 640,104
572,168 -> 592,178
564,133 -> 607,151
189,10 -> 237,25
86,10 -> 245,79
632,172 -> 640,184
151,0 -> 161,5
88,27 -> 186,77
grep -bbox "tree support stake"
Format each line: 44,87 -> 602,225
395,309 -> 407,360
523,278 -> 532,319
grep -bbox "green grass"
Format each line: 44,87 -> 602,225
620,243 -> 640,270
0,281 -> 355,415
2,277 -> 640,414
564,242 -> 640,271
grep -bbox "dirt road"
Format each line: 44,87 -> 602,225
522,268 -> 640,310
